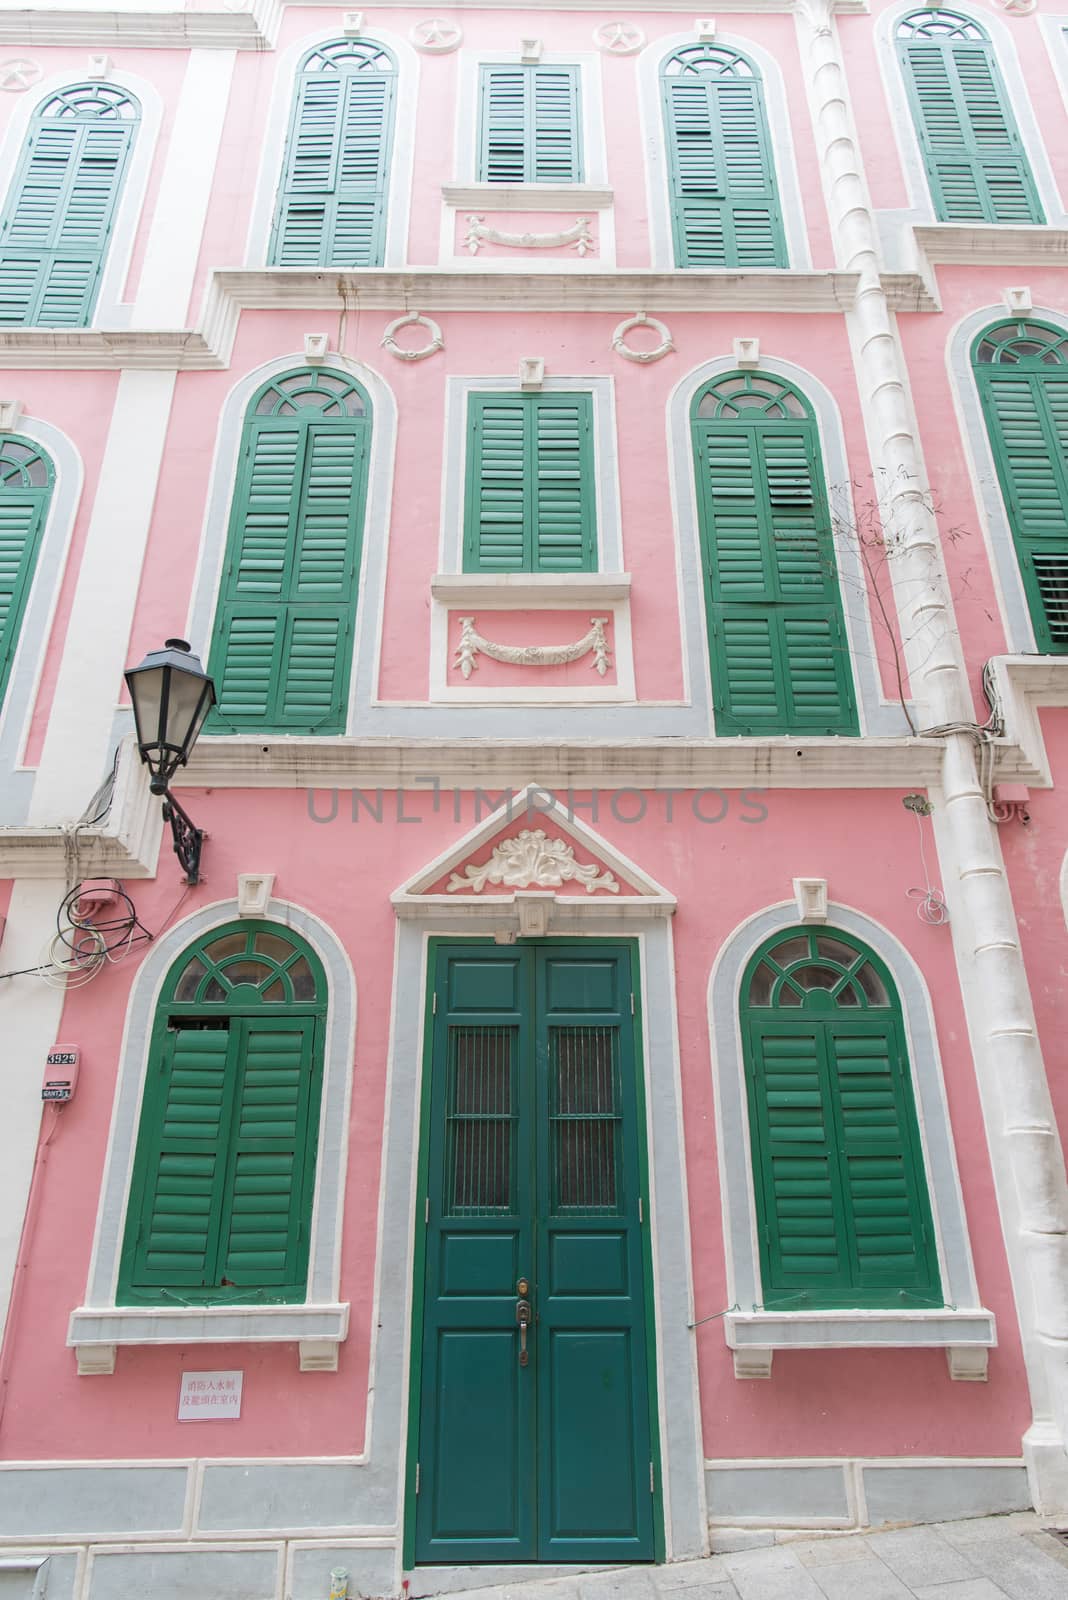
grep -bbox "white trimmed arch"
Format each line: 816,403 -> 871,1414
244,23 -> 420,270
72,896 -> 356,1359
667,354 -> 914,736
708,900 -> 993,1363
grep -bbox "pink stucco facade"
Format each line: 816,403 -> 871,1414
2,1 -> 1068,1595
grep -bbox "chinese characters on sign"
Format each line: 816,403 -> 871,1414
177,1370 -> 243,1421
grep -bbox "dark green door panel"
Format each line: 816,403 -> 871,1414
413,943 -> 657,1565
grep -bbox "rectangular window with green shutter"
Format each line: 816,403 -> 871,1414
477,65 -> 583,184
463,392 -> 597,573
118,1016 -> 322,1304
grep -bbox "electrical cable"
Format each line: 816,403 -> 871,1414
903,802 -> 949,925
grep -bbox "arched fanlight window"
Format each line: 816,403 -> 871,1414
973,319 -> 1068,652
659,43 -> 785,268
741,927 -> 942,1310
117,921 -> 328,1305
0,82 -> 140,326
270,38 -> 397,267
206,367 -> 371,734
895,9 -> 1042,224
0,435 -> 54,710
690,372 -> 857,735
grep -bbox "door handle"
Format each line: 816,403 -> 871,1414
516,1297 -> 532,1367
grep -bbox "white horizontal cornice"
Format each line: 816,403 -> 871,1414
0,3 -> 279,49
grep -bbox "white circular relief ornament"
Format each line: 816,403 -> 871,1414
593,21 -> 646,55
611,312 -> 675,364
0,59 -> 42,93
410,17 -> 463,53
381,311 -> 445,362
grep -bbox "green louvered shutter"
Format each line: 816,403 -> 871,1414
661,46 -> 786,268
693,396 -> 857,735
742,931 -> 941,1312
898,26 -> 1042,223
209,376 -> 369,733
0,88 -> 138,326
122,1018 -> 320,1298
478,65 -> 582,184
464,393 -> 595,572
978,366 -> 1068,652
0,440 -> 51,710
270,40 -> 396,267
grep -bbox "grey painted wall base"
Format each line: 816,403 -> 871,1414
705,1458 -> 1031,1530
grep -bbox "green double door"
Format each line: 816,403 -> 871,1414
412,942 -> 658,1565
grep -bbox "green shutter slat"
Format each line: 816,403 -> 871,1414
208,385 -> 368,732
478,65 -> 582,184
0,103 -> 136,327
695,407 -> 857,734
662,50 -> 786,269
899,33 -> 1043,224
270,45 -> 395,267
464,393 -> 595,574
0,438 -> 51,710
218,1022 -> 315,1286
978,363 -> 1068,652
746,1008 -> 941,1309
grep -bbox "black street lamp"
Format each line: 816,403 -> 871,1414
124,639 -> 216,884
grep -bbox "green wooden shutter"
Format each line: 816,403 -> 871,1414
0,94 -> 138,327
661,46 -> 786,268
464,393 -> 595,573
978,366 -> 1068,651
478,65 -> 582,184
693,403 -> 857,735
209,382 -> 369,733
270,42 -> 396,267
122,1018 -> 320,1300
898,30 -> 1043,223
0,441 -> 51,710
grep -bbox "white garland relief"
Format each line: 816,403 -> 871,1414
380,311 -> 444,362
447,830 -> 621,894
454,616 -> 611,679
612,312 -> 675,365
465,215 -> 594,256
593,21 -> 646,54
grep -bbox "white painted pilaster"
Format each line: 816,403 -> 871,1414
131,50 -> 236,329
797,0 -> 1068,1513
0,882 -> 68,1344
31,372 -> 176,825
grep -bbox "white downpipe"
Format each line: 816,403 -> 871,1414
798,0 -> 1068,1512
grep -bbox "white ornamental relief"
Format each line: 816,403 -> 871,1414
410,17 -> 464,52
380,311 -> 444,362
593,21 -> 646,55
465,215 -> 594,256
992,0 -> 1036,13
612,312 -> 675,365
0,59 -> 42,93
454,616 -> 611,679
447,830 -> 621,895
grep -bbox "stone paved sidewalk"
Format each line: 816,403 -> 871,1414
424,1514 -> 1068,1600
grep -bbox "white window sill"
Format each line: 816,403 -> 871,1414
443,183 -> 614,211
68,1302 -> 349,1373
725,1307 -> 996,1381
431,572 -> 631,607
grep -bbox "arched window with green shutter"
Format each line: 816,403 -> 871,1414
270,38 -> 397,267
0,435 -> 53,710
896,10 -> 1042,224
0,82 -> 140,327
973,319 -> 1068,653
477,64 -> 583,183
117,922 -> 328,1306
660,44 -> 786,269
206,368 -> 371,734
742,928 -> 942,1311
691,372 -> 857,735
